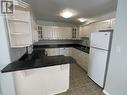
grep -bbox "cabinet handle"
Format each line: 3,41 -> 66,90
45,51 -> 48,56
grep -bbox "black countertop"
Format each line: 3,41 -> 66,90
33,44 -> 90,54
1,49 -> 76,73
1,44 -> 89,73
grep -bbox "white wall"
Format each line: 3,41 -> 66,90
104,0 -> 127,95
9,48 -> 26,62
0,15 -> 16,95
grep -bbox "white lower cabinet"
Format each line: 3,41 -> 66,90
13,48 -> 89,95
45,48 -> 69,56
45,48 -> 60,56
45,47 -> 89,71
70,48 -> 89,72
14,64 -> 70,95
60,48 -> 69,56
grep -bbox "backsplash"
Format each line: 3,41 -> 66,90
34,40 -> 83,45
9,46 -> 33,62
9,47 -> 26,62
81,37 -> 90,47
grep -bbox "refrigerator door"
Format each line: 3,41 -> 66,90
88,47 -> 108,87
90,32 -> 110,50
0,71 -> 2,95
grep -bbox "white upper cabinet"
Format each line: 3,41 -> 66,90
79,18 -> 116,38
97,18 -> 116,30
72,27 -> 79,39
110,18 -> 116,29
6,5 -> 32,48
37,26 -> 79,40
96,19 -> 114,31
7,10 -> 30,22
79,23 -> 97,38
30,10 -> 38,43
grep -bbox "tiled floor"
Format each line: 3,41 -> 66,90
56,64 -> 104,95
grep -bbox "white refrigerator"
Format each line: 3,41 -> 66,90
88,31 -> 112,88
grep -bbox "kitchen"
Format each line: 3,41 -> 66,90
1,0 -> 127,95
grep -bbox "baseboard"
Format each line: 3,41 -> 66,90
103,90 -> 111,95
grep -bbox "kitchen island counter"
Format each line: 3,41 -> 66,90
1,49 -> 76,73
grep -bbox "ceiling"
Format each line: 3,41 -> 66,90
23,0 -> 117,24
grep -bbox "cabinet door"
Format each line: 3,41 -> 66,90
14,64 -> 70,95
8,21 -> 30,34
79,24 -> 96,38
79,27 -> 83,37
60,48 -> 69,56
31,16 -> 38,42
82,52 -> 89,72
75,49 -> 85,69
66,27 -> 72,39
8,21 -> 32,47
71,48 -> 89,72
7,10 -> 30,21
72,48 -> 81,65
7,9 -> 32,48
46,48 -> 60,56
111,18 -> 116,29
40,26 -> 74,40
96,20 -> 112,31
53,26 -> 59,39
70,48 -> 76,59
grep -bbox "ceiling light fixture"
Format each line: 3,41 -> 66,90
78,18 -> 87,22
60,9 -> 76,18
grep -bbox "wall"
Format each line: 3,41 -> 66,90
104,0 -> 127,95
9,48 -> 26,62
37,20 -> 78,27
0,15 -> 16,95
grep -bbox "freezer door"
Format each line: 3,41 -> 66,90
90,32 -> 110,50
88,47 -> 108,87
